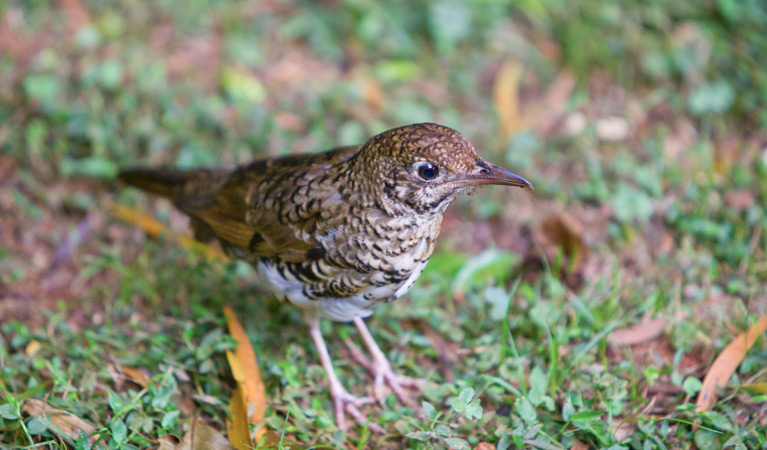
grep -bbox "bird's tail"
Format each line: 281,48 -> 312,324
118,167 -> 232,204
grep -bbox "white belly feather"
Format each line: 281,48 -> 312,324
255,252 -> 429,323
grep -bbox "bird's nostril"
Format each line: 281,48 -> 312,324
476,160 -> 490,176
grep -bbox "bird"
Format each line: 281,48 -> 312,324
119,122 -> 533,431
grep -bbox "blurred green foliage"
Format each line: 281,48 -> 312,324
3,0 -> 765,170
1,0 -> 766,448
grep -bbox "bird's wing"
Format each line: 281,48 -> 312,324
177,146 -> 359,262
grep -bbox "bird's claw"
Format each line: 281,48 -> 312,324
328,381 -> 384,433
370,358 -> 425,408
345,337 -> 425,408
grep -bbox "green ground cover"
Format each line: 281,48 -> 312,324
1,1 -> 766,448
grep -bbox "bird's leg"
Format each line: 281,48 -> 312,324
307,319 -> 380,432
352,317 -> 425,406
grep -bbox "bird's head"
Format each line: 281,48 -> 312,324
357,123 -> 533,216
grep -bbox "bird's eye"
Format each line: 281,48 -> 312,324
416,162 -> 439,180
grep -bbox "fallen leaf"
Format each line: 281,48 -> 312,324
611,419 -> 636,442
254,430 -> 305,450
570,442 -> 589,450
25,339 -> 41,356
362,76 -> 385,111
595,116 -> 630,142
734,382 -> 767,394
608,318 -> 667,346
541,212 -> 587,255
226,384 -> 254,450
22,398 -> 95,441
696,314 -> 767,411
221,67 -> 266,104
180,418 -> 234,450
123,367 -> 149,387
111,203 -> 164,235
474,443 -> 495,450
224,306 -> 267,444
538,211 -> 590,272
725,190 -> 755,212
155,434 -> 182,450
493,60 -> 523,142
111,204 -> 227,261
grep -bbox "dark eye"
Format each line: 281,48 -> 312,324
417,162 -> 439,180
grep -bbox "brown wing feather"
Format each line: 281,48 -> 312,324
177,145 -> 360,261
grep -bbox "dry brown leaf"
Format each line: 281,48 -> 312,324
541,212 -> 587,255
224,306 -> 267,443
493,60 -> 523,142
539,212 -> 590,272
111,204 -> 227,261
611,419 -> 636,442
570,442 -> 590,450
608,318 -> 667,346
696,314 -> 767,411
362,76 -> 385,112
725,190 -> 756,212
23,398 -> 96,440
474,443 -> 496,450
155,434 -> 182,450
180,418 -> 234,450
123,367 -> 149,387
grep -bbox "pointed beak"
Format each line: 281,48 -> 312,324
454,160 -> 534,190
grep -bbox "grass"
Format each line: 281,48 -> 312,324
1,0 -> 767,449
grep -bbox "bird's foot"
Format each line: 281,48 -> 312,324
327,379 -> 383,433
369,354 -> 425,406
345,337 -> 425,407
308,318 -> 385,433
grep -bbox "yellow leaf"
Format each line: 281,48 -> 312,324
25,340 -> 41,356
225,350 -> 244,382
221,67 -> 266,104
23,398 -> 96,441
493,60 -> 523,142
696,314 -> 767,411
110,204 -> 227,261
111,203 -> 165,236
734,382 -> 767,394
224,306 -> 267,442
226,384 -> 254,450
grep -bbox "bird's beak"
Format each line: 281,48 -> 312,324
453,160 -> 534,189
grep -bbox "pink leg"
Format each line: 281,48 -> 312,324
352,317 -> 425,406
307,319 -> 383,432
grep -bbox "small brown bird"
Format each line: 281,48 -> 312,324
119,123 -> 532,430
